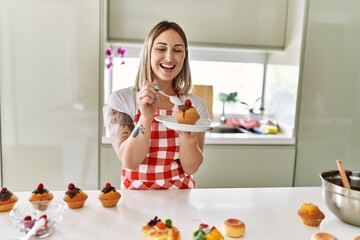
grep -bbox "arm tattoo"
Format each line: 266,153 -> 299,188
107,109 -> 134,149
132,124 -> 145,138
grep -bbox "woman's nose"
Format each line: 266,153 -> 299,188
165,51 -> 173,61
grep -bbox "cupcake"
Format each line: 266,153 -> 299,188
0,187 -> 18,212
63,183 -> 88,209
29,183 -> 54,210
98,182 -> 121,208
297,202 -> 325,227
175,99 -> 200,125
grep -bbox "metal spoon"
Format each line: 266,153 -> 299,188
155,86 -> 183,106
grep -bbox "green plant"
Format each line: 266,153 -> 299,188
218,92 -> 264,123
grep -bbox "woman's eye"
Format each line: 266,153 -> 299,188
155,48 -> 166,52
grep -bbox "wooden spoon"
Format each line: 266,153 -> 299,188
336,159 -> 351,189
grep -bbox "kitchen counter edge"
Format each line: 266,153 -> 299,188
102,133 -> 295,145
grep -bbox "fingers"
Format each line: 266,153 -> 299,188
137,80 -> 159,106
176,130 -> 192,135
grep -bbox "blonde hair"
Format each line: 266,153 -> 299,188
134,20 -> 192,95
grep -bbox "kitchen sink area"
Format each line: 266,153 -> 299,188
210,125 -> 248,134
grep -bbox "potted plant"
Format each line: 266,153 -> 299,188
218,92 -> 264,123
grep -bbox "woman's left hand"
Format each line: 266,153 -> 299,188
177,131 -> 197,142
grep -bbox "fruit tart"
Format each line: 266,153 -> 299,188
63,183 -> 88,209
0,186 -> 18,212
175,99 -> 200,125
142,216 -> 181,240
193,222 -> 224,240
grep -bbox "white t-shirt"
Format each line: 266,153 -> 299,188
103,86 -> 211,124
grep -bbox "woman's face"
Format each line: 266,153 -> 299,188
150,29 -> 186,83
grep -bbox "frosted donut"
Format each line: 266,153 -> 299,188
311,232 -> 337,240
223,218 -> 245,238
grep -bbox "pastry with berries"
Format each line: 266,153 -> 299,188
29,183 -> 54,210
175,99 -> 200,125
142,216 -> 181,240
98,182 -> 121,208
193,222 -> 224,240
0,186 -> 18,212
63,183 -> 88,209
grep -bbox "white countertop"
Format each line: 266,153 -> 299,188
101,117 -> 295,145
1,187 -> 359,239
102,132 -> 295,145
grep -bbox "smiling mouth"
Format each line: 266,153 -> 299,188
160,63 -> 175,70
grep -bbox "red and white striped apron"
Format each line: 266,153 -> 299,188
121,109 -> 195,190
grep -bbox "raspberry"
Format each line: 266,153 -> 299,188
184,99 -> 192,106
37,183 -> 44,190
23,215 -> 32,221
105,182 -> 112,189
0,187 -> 7,193
40,214 -> 47,219
68,183 -> 75,190
199,223 -> 208,229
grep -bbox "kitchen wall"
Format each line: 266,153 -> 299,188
0,0 -> 100,191
294,0 -> 360,186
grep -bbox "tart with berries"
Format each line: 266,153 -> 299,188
175,99 -> 200,125
63,183 -> 88,209
142,216 -> 181,240
0,186 -> 18,212
193,222 -> 224,240
29,183 -> 54,210
98,182 -> 121,208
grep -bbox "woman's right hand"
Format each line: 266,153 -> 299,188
136,80 -> 159,120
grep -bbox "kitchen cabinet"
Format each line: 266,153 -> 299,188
100,145 -> 122,188
108,0 -> 288,49
195,145 -> 295,188
0,0 -> 100,190
294,0 -> 360,186
100,144 -> 296,188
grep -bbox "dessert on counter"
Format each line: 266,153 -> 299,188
98,182 -> 121,208
297,202 -> 325,227
222,218 -> 245,238
0,186 -> 18,212
63,183 -> 88,209
29,183 -> 54,210
193,222 -> 224,240
142,216 -> 181,240
311,232 -> 337,240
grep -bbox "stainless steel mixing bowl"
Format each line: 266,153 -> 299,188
320,170 -> 360,227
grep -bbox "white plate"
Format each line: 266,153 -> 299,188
155,116 -> 218,132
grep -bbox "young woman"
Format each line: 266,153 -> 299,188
103,21 -> 210,190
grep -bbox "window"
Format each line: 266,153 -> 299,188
104,44 -> 266,118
